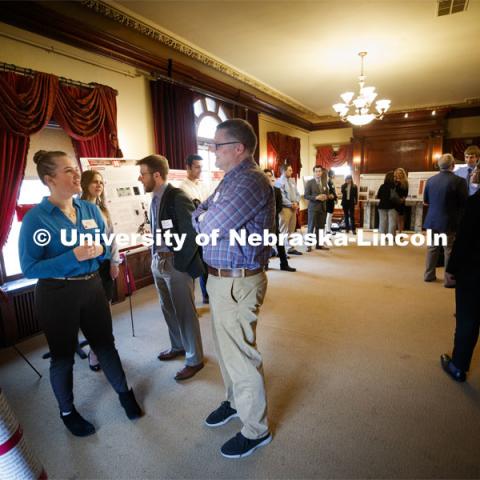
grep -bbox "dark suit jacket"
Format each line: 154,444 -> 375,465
446,190 -> 480,275
423,171 -> 468,233
304,178 -> 328,212
156,184 -> 205,278
341,183 -> 358,207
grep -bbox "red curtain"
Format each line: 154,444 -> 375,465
150,80 -> 197,169
267,131 -> 302,177
0,70 -> 122,284
57,84 -> 122,159
315,145 -> 353,169
0,131 -> 29,251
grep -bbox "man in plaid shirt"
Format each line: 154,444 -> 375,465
192,119 -> 274,459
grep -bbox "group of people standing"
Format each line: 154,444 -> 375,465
274,164 -> 359,257
19,119 -> 275,459
16,116 -> 480,459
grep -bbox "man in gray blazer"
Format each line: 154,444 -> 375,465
423,154 -> 468,286
304,165 -> 329,251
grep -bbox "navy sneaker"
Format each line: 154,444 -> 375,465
440,354 -> 466,382
61,406 -> 96,437
205,401 -> 238,427
221,432 -> 272,459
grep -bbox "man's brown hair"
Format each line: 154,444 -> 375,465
136,154 -> 169,180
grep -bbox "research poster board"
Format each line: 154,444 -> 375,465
80,158 -> 223,249
359,174 -> 385,201
407,171 -> 437,200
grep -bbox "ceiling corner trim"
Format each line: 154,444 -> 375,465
80,0 -> 321,121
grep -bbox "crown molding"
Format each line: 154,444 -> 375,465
81,0 -> 322,122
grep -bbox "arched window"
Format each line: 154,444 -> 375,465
194,97 -> 230,172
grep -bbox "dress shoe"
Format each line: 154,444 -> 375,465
440,354 -> 466,382
316,246 -> 330,250
119,388 -> 143,419
306,247 -> 312,252
157,349 -> 185,361
288,249 -> 302,255
280,265 -> 296,272
88,351 -> 101,372
175,362 -> 204,381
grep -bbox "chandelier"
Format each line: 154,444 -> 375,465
332,52 -> 391,126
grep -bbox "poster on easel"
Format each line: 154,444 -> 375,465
80,158 -> 223,249
359,174 -> 385,201
407,171 -> 437,200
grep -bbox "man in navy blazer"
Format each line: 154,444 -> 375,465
423,154 -> 468,286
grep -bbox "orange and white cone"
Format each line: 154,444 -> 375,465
0,388 -> 47,479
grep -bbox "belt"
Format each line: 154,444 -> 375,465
51,271 -> 99,281
153,251 -> 174,258
207,266 -> 265,278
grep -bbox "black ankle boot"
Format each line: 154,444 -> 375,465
60,406 -> 96,437
119,389 -> 143,420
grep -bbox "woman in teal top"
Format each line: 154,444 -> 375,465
19,150 -> 142,437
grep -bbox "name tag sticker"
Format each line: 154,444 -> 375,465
213,192 -> 220,202
161,219 -> 174,229
82,219 -> 98,229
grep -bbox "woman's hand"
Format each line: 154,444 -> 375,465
73,242 -> 104,262
110,263 -> 119,280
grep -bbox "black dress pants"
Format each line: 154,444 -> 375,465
343,204 -> 355,232
36,274 -> 129,412
452,269 -> 480,372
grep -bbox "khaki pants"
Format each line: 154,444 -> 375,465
207,272 -> 269,439
424,231 -> 456,285
278,207 -> 297,249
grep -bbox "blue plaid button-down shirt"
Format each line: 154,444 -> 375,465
192,157 -> 275,269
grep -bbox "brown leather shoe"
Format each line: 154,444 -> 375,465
174,362 -> 204,381
157,349 -> 185,361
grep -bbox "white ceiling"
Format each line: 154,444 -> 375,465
114,0 -> 480,120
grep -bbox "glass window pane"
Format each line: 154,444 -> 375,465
218,106 -> 228,122
332,163 -> 352,177
205,97 -> 216,113
194,99 -> 203,117
197,116 -> 219,140
3,179 -> 51,277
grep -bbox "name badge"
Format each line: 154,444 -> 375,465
213,192 -> 220,202
161,219 -> 174,229
82,219 -> 98,229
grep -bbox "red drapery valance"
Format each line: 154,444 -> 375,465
0,70 -> 122,279
267,131 -> 302,177
315,145 -> 353,170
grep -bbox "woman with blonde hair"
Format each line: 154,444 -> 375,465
394,168 -> 409,231
81,169 -> 121,371
19,150 -> 142,437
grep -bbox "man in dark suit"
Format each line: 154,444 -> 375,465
304,165 -> 329,251
441,163 -> 480,382
137,154 -> 205,381
423,153 -> 468,287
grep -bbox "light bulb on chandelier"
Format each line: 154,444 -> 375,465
332,52 -> 391,126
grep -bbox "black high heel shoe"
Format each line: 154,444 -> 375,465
88,351 -> 101,372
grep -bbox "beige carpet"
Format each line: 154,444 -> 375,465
1,232 -> 479,479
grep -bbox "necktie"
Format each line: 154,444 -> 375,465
150,195 -> 159,234
467,167 -> 472,189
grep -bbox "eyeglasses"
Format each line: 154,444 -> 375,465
139,171 -> 154,177
209,141 -> 241,151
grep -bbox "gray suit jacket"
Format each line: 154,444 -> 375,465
304,178 -> 328,213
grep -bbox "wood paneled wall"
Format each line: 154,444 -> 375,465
353,111 -> 447,177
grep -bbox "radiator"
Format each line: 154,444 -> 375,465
0,283 -> 39,346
